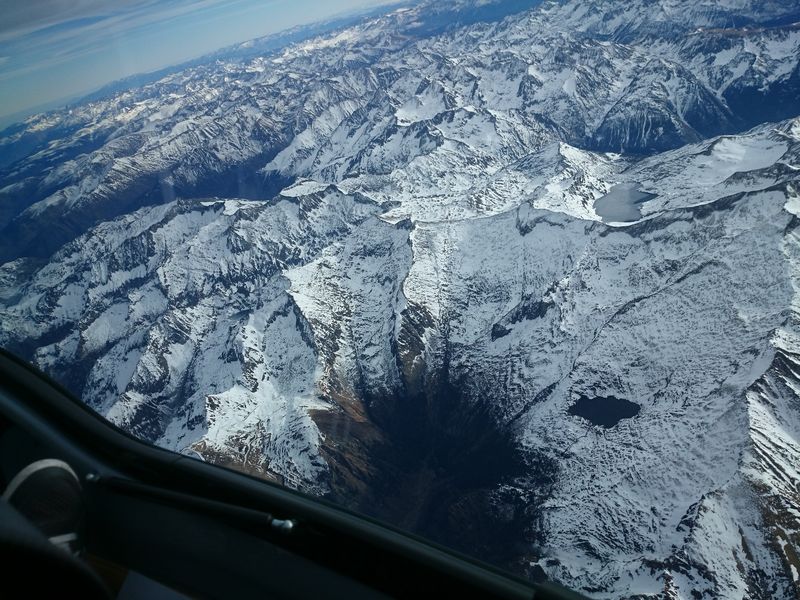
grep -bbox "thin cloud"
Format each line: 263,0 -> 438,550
0,0 -> 236,43
0,0 -> 164,39
0,0 -> 401,119
0,0 -> 246,78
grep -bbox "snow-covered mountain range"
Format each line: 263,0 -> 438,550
1,0 -> 799,597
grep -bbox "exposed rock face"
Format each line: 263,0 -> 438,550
2,1 -> 800,597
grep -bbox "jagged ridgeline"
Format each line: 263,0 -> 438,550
1,0 -> 800,597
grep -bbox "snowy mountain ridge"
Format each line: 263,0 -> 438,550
1,0 -> 799,598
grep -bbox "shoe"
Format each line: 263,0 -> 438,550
2,459 -> 84,554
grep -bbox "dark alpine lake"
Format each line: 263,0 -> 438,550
568,395 -> 641,427
594,183 -> 657,223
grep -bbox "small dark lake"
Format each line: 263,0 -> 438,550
568,395 -> 641,428
594,183 -> 657,223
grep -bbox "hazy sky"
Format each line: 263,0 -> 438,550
0,0 -> 398,121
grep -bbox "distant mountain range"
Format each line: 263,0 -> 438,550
1,1 -> 799,597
